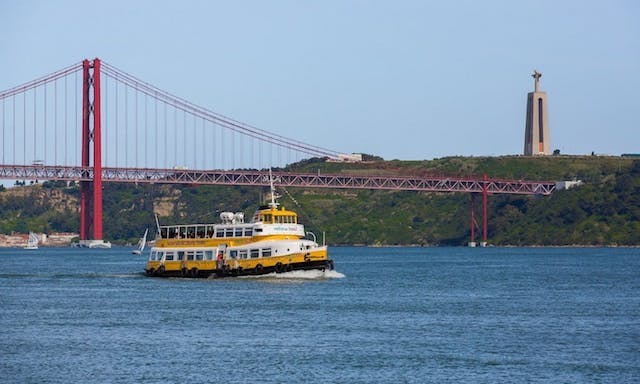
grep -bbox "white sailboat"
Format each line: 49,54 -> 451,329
24,232 -> 39,250
132,228 -> 148,255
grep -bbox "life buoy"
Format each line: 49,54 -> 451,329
275,262 -> 283,273
254,264 -> 263,274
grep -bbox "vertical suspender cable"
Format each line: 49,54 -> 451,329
144,90 -> 148,168
115,77 -> 118,168
44,82 -> 47,164
54,79 -> 57,165
2,98 -> 4,165
125,84 -> 128,167
182,110 -> 186,167
12,95 -> 15,164
193,114 -> 196,169
75,70 -> 78,166
104,73 -> 109,166
154,97 -> 158,168
163,102 -> 167,169
25,91 -> 28,165
199,117 -> 203,169
64,73 -> 68,165
221,121 -> 224,169
135,84 -> 138,168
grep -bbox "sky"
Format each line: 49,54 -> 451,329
1,0 -> 639,161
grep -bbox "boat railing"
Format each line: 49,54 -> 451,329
159,224 -> 254,240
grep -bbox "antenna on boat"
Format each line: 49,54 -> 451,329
268,169 -> 280,209
154,214 -> 161,236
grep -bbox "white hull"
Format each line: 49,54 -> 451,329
78,240 -> 112,249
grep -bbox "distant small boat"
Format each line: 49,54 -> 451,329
24,232 -> 39,250
132,228 -> 148,255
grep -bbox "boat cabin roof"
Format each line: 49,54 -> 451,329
253,206 -> 298,224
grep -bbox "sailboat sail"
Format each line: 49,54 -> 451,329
25,232 -> 39,250
132,228 -> 148,254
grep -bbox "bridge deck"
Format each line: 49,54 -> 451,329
0,165 -> 556,195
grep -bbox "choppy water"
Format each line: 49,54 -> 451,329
1,247 -> 638,383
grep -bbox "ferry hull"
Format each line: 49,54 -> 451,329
145,258 -> 334,278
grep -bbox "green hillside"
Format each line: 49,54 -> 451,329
1,155 -> 639,246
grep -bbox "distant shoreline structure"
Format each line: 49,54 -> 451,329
0,232 -> 77,248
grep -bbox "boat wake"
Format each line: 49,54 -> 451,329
239,269 -> 345,281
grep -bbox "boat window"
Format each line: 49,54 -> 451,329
254,228 -> 263,233
195,251 -> 204,261
178,227 -> 187,239
187,227 -> 195,238
239,250 -> 248,259
216,229 -> 224,238
165,252 -> 174,261
235,228 -> 243,237
169,228 -> 178,239
177,251 -> 185,261
205,250 -> 214,260
206,226 -> 215,238
160,228 -> 169,239
230,250 -> 238,259
187,251 -> 195,261
250,249 -> 259,258
225,228 -> 234,237
244,228 -> 253,237
261,248 -> 272,257
197,226 -> 205,238
149,251 -> 156,261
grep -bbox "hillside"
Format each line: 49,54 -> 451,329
1,155 -> 639,246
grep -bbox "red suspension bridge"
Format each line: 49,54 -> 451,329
0,58 -> 557,246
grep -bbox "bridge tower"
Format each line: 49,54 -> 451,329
524,70 -> 550,156
79,58 -> 107,248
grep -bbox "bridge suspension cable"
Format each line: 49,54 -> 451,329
100,61 -> 340,167
1,59 -> 342,172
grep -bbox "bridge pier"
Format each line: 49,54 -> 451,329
79,58 -> 107,247
481,174 -> 488,247
469,175 -> 489,247
469,194 -> 477,247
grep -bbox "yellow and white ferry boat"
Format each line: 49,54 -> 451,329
145,179 -> 332,278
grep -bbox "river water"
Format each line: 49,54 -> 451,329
1,246 -> 638,383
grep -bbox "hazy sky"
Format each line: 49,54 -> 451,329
1,0 -> 638,161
